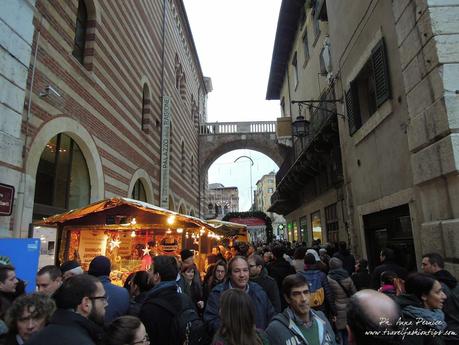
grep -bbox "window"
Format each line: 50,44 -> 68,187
268,188 -> 273,193
72,0 -> 88,64
141,84 -> 150,133
291,53 -> 298,89
131,180 -> 147,202
325,203 -> 339,244
190,155 -> 194,185
311,210 -> 323,243
345,39 -> 391,135
181,141 -> 185,174
302,30 -> 309,63
33,134 -> 90,219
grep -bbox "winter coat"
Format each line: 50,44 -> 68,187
332,250 -> 355,276
396,294 -> 446,345
300,267 -> 337,317
350,269 -> 371,291
127,291 -> 149,316
203,280 -> 276,334
265,307 -> 337,345
327,269 -> 357,330
268,259 -> 296,309
433,270 -> 459,344
0,333 -> 21,345
139,281 -> 191,345
26,309 -> 104,345
370,261 -> 408,289
98,276 -> 130,323
250,269 -> 282,313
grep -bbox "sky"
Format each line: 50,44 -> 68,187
183,0 -> 282,211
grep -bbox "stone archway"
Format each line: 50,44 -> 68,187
15,116 -> 104,233
199,133 -> 286,174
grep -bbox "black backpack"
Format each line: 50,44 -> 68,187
149,294 -> 211,345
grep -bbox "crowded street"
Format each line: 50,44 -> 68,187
1,0 -> 459,344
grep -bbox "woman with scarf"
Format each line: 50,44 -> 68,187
397,272 -> 447,345
327,257 -> 357,345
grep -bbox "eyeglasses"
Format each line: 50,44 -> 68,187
89,295 -> 108,301
132,334 -> 150,345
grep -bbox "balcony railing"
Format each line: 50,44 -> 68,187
199,121 -> 276,135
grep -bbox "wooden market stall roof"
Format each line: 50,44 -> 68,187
206,219 -> 247,238
36,197 -> 212,229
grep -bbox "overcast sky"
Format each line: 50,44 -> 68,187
183,0 -> 282,211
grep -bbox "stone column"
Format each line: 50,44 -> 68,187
393,0 -> 459,276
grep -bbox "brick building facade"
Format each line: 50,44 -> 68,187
1,0 -> 210,237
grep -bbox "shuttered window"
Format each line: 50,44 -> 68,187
372,39 -> 391,107
72,0 -> 88,64
345,38 -> 391,136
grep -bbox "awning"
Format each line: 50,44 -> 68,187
206,219 -> 247,238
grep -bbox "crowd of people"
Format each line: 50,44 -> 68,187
0,240 -> 458,345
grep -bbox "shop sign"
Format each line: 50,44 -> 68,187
160,95 -> 172,209
0,183 -> 15,216
78,230 -> 108,267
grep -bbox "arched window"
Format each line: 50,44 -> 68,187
72,0 -> 88,64
33,133 -> 90,219
131,179 -> 147,202
207,203 -> 213,213
180,73 -> 187,100
141,84 -> 150,133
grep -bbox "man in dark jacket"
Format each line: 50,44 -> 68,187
248,254 -> 282,312
0,264 -> 18,312
422,253 -> 459,344
332,241 -> 356,276
88,256 -> 129,323
27,274 -> 106,345
267,246 -> 296,309
139,255 -> 195,345
351,259 -> 371,291
204,256 -> 275,334
370,248 -> 408,289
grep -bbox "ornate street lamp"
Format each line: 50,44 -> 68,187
292,115 -> 310,138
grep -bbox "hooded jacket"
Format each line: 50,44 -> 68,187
265,307 -> 337,345
26,309 -> 104,345
327,268 -> 356,330
396,294 -> 446,345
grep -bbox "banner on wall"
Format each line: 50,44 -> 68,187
0,238 -> 40,293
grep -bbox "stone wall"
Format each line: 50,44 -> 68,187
393,0 -> 459,276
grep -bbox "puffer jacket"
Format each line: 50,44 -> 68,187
327,269 -> 356,330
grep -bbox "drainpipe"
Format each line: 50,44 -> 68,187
16,14 -> 42,238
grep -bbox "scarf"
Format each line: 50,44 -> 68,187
403,305 -> 447,331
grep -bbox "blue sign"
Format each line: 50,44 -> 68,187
0,238 -> 40,293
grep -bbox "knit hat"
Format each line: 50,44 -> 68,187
60,260 -> 81,273
306,249 -> 320,262
88,256 -> 111,277
329,257 -> 343,270
180,249 -> 194,262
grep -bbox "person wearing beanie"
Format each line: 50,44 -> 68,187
60,260 -> 84,281
88,256 -> 129,324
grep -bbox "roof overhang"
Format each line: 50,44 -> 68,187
266,0 -> 306,100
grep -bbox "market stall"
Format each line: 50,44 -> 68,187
36,198 -> 223,284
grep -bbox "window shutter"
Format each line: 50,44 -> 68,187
345,82 -> 361,136
372,39 -> 391,108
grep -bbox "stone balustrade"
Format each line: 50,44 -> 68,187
199,121 -> 276,135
